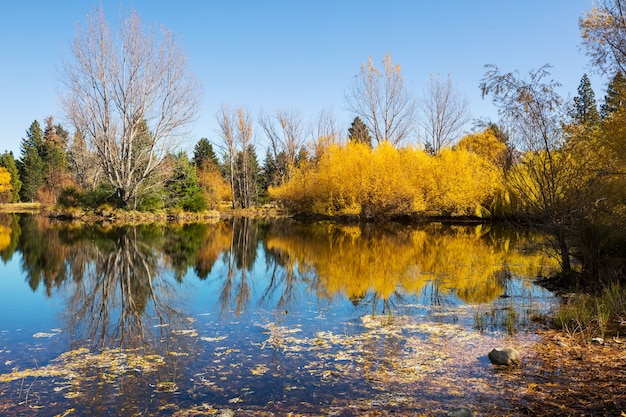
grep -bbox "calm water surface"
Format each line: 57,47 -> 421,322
0,215 -> 558,416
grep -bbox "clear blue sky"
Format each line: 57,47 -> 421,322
0,1 -> 603,158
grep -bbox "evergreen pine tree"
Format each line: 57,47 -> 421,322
192,138 -> 220,169
347,116 -> 373,147
572,74 -> 600,127
164,152 -> 207,212
18,121 -> 45,202
601,71 -> 626,119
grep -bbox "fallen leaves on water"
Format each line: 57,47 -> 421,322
0,347 -> 166,383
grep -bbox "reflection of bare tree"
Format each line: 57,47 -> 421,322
217,217 -> 258,316
64,227 -> 186,351
259,251 -> 301,312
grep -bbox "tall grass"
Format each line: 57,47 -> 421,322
553,282 -> 626,342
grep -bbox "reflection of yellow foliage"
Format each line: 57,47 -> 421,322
195,222 -> 233,277
267,223 -> 558,304
269,142 -> 503,217
0,225 -> 10,251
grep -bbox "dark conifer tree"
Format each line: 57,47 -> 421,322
192,138 -> 220,169
572,74 -> 600,128
601,71 -> 626,119
18,121 -> 45,202
347,116 -> 373,147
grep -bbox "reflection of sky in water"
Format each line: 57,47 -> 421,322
0,218 -> 560,415
0,254 -> 66,373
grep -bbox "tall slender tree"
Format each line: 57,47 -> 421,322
571,74 -> 600,128
18,121 -> 45,202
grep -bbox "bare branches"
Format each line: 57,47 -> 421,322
217,105 -> 257,208
580,0 -> 626,74
346,52 -> 416,146
258,108 -> 306,183
419,74 -> 470,154
61,7 -> 201,207
480,64 -> 563,153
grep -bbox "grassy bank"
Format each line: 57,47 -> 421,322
552,282 -> 626,342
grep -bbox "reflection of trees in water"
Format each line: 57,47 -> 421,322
65,227 -> 184,350
0,218 -> 207,415
0,213 -> 19,259
264,220 -> 559,313
217,217 -> 259,316
5,216 -> 558,325
19,216 -> 71,295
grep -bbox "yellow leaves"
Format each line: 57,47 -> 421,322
0,347 -> 167,383
250,364 -> 269,375
456,130 -> 507,165
428,148 -> 504,216
0,225 -> 11,252
0,167 -> 11,194
270,141 -> 503,218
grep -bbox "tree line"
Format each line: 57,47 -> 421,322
1,1 -> 626,285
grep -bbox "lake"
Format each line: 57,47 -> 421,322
0,214 -> 559,416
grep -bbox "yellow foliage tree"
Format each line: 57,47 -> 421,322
0,167 -> 12,203
197,164 -> 232,209
455,129 -> 507,167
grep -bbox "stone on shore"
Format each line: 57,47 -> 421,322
488,347 -> 521,366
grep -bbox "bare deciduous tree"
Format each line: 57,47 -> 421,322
258,108 -> 306,184
312,108 -> 342,161
345,52 -> 416,146
61,8 -> 201,208
419,74 -> 470,154
217,105 -> 257,208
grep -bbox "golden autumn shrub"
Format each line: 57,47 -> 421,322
426,149 -> 504,216
197,166 -> 232,208
270,141 -> 504,218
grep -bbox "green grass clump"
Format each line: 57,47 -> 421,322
553,282 -> 626,342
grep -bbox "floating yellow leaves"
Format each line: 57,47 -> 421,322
173,329 -> 198,337
155,381 -> 179,393
200,335 -> 228,342
250,364 -> 269,376
0,347 -> 166,383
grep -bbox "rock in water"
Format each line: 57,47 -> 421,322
488,347 -> 521,366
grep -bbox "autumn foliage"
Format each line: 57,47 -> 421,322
269,140 -> 504,218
